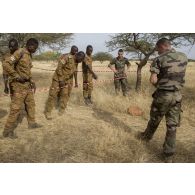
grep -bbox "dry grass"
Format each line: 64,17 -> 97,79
0,61 -> 195,163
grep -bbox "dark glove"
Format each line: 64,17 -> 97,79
4,87 -> 9,94
59,81 -> 66,88
30,82 -> 36,93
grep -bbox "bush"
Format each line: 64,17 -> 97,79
34,51 -> 61,61
93,52 -> 113,63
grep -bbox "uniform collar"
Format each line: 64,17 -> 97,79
158,48 -> 176,58
86,53 -> 91,58
116,56 -> 124,61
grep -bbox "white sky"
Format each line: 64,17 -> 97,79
64,33 -> 195,59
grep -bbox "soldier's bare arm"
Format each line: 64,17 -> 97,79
108,59 -> 117,73
150,73 -> 158,85
150,58 -> 160,86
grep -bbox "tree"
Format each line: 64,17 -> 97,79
0,33 -> 73,57
93,52 -> 113,63
106,33 -> 195,91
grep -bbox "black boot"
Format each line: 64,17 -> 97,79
84,97 -> 90,105
136,131 -> 151,142
162,153 -> 174,163
28,123 -> 42,129
88,96 -> 93,104
3,130 -> 18,139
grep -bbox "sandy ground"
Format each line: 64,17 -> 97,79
0,61 -> 195,163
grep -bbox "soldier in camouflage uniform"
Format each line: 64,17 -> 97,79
44,51 -> 85,120
2,38 -> 42,139
108,49 -> 131,96
71,46 -> 79,88
56,46 -> 78,106
1,39 -> 19,94
137,38 -> 188,162
82,45 -> 97,105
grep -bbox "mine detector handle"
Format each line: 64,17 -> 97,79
86,64 -> 98,80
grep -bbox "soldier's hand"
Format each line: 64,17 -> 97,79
59,81 -> 66,88
93,74 -> 98,80
30,82 -> 36,93
114,71 -> 119,76
15,77 -> 26,83
4,87 -> 9,94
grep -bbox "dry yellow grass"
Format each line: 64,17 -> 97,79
0,61 -> 195,162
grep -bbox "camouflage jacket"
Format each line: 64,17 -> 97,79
3,48 -> 33,82
150,49 -> 188,91
1,52 -> 12,75
109,57 -> 130,77
82,54 -> 93,74
53,53 -> 77,82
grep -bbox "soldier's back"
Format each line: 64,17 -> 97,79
157,49 -> 188,91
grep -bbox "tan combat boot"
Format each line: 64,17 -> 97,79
44,112 -> 52,120
58,110 -> 65,116
3,129 -> 18,139
28,123 -> 43,129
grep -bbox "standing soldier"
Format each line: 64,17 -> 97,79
1,39 -> 19,94
82,45 -> 97,105
2,38 -> 42,139
137,38 -> 188,162
72,46 -> 79,88
108,49 -> 131,96
44,51 -> 85,120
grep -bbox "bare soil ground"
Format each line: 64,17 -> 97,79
0,61 -> 195,163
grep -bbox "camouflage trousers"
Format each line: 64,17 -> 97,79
83,73 -> 93,98
4,82 -> 35,133
9,83 -> 26,124
45,79 -> 73,113
143,89 -> 182,155
114,77 -> 129,96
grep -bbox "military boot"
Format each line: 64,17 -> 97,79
84,97 -> 90,106
162,153 -> 174,163
88,96 -> 93,105
58,109 -> 66,116
3,129 -> 18,139
136,131 -> 151,142
44,112 -> 52,120
28,123 -> 42,129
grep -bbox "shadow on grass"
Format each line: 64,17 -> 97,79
0,108 -> 8,119
92,107 -> 133,133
